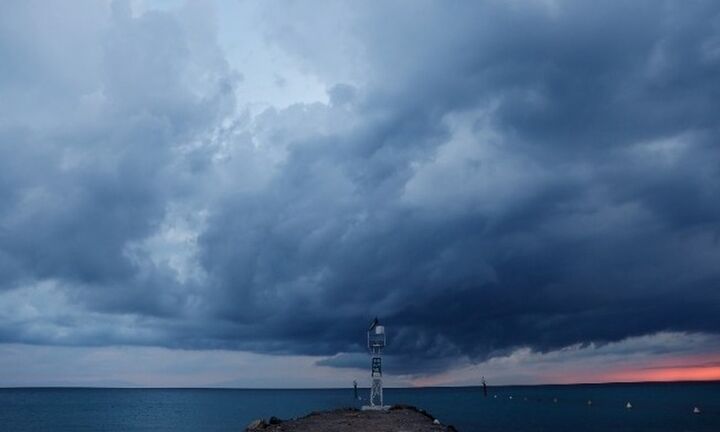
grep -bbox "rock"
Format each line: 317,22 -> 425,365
268,416 -> 282,425
248,406 -> 447,431
626,402 -> 632,409
693,407 -> 701,414
246,419 -> 266,430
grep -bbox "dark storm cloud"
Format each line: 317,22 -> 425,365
1,0 -> 719,374
0,0 -> 235,315
195,0 -> 720,365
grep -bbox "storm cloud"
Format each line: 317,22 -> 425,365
1,0 -> 719,378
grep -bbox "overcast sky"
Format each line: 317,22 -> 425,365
1,0 -> 719,387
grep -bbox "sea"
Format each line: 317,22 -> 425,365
1,381 -> 719,431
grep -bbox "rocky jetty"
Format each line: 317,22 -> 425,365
246,405 -> 458,432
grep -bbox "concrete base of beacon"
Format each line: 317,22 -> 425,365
361,405 -> 390,411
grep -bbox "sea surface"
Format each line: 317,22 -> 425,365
1,382 -> 719,431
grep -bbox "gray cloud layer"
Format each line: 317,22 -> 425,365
1,0 -> 719,374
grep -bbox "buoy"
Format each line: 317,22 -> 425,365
587,400 -> 592,406
693,407 -> 701,414
509,396 -> 513,400
626,402 -> 632,409
493,395 -> 497,399
553,397 -> 558,403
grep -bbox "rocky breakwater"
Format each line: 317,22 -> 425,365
246,405 -> 459,432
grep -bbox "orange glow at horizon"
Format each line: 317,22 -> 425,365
599,365 -> 720,383
556,355 -> 720,384
590,353 -> 720,383
408,354 -> 720,387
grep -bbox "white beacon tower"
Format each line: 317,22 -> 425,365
364,317 -> 386,410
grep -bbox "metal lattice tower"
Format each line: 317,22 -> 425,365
367,317 -> 386,408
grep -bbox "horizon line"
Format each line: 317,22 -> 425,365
2,379 -> 719,390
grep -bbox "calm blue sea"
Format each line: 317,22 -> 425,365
1,382 -> 719,431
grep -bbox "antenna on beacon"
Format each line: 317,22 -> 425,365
362,317 -> 387,410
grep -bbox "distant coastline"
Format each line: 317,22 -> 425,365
3,378 -> 720,390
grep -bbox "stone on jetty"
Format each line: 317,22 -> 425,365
247,419 -> 267,430
245,405 -> 456,432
